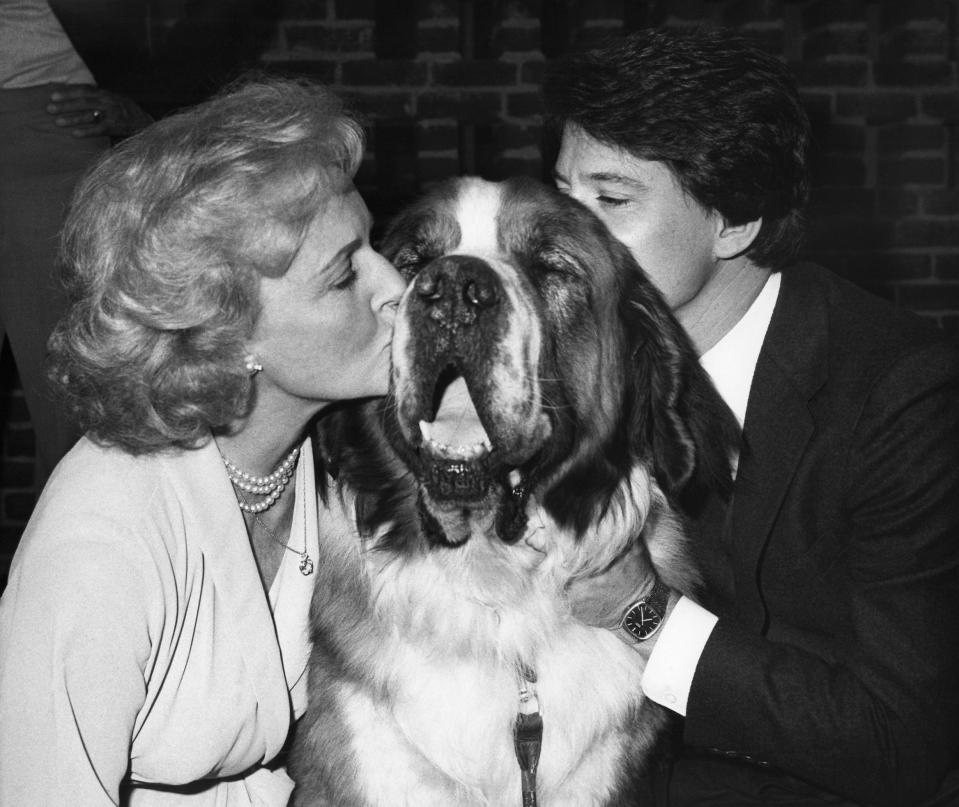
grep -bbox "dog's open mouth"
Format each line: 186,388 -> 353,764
417,368 -> 494,501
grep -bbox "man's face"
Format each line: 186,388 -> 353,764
553,124 -> 724,315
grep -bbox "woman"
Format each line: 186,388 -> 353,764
0,77 -> 406,805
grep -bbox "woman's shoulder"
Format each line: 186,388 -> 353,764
2,434 -> 247,630
41,437 -> 175,517
22,436 -> 227,564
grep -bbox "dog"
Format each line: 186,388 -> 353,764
290,177 -> 736,806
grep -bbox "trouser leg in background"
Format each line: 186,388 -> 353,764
0,84 -> 109,487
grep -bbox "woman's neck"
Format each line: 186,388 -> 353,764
215,394 -> 322,478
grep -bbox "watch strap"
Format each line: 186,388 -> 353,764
643,575 -> 671,615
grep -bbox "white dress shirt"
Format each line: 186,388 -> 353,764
642,272 -> 781,715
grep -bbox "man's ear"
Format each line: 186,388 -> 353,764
715,217 -> 762,260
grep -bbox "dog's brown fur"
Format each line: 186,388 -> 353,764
290,177 -> 735,806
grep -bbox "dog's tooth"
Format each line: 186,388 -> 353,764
416,430 -> 491,459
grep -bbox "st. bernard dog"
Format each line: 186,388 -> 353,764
290,177 -> 736,806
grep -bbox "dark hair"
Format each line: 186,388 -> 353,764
543,28 -> 810,270
48,76 -> 365,454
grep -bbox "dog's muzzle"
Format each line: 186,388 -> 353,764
394,256 -> 502,502
389,249 -> 548,515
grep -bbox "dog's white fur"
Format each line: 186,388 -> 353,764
291,177 -> 719,807
308,465 -> 682,807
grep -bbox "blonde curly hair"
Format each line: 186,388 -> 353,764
48,76 -> 365,454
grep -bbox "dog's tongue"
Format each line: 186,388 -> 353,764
429,376 -> 490,447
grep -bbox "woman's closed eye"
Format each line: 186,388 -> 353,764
332,261 -> 358,290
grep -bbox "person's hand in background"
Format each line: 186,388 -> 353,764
47,84 -> 153,138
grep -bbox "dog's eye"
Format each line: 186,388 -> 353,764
537,254 -> 578,280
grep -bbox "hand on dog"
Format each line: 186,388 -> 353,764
565,543 -> 677,655
565,541 -> 651,629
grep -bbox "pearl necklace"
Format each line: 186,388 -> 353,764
222,446 -> 300,514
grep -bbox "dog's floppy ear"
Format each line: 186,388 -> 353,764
623,269 -> 739,511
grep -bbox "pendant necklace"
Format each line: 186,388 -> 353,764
250,502 -> 314,576
222,446 -> 313,575
237,490 -> 314,576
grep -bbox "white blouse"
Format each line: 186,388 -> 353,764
0,434 -> 319,806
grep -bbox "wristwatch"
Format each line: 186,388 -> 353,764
618,576 -> 671,642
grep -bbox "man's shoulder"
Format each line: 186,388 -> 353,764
779,262 -> 953,363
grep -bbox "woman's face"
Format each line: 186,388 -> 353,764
248,185 -> 406,416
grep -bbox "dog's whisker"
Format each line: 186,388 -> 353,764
537,398 -> 573,413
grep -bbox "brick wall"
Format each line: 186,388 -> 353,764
0,345 -> 36,580
3,0 -> 958,582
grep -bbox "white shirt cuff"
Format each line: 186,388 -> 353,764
641,595 -> 718,716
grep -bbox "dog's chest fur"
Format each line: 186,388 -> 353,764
299,491 -> 664,807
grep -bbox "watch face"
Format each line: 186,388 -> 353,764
622,603 -> 663,640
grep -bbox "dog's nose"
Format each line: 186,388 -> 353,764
414,256 -> 499,326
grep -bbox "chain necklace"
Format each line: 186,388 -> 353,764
237,490 -> 314,576
222,446 -> 300,514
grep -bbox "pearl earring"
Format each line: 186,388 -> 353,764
245,356 -> 263,376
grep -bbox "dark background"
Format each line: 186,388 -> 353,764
2,0 -> 958,582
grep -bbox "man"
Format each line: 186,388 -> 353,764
545,28 -> 959,806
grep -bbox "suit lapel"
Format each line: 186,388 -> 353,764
727,266 -> 829,630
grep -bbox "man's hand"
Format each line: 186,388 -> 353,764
565,541 -> 681,660
565,541 -> 657,630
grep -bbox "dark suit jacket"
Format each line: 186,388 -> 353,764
665,263 -> 959,806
